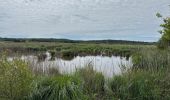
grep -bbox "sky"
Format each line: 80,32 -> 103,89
0,0 -> 170,42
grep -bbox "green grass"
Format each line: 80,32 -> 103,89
0,55 -> 33,100
132,48 -> 170,70
75,65 -> 105,99
0,41 -> 156,58
28,75 -> 86,100
0,45 -> 170,100
109,70 -> 169,100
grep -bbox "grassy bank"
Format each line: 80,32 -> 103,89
0,47 -> 170,100
0,41 -> 155,59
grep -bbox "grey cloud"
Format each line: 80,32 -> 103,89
0,0 -> 170,41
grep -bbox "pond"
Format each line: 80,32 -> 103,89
8,52 -> 132,77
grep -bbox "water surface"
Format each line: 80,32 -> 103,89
10,53 -> 132,77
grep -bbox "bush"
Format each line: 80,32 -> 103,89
49,50 -> 56,60
61,50 -> 76,60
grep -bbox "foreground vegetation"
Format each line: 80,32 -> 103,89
0,46 -> 170,100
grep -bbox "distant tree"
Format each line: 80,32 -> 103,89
157,13 -> 170,49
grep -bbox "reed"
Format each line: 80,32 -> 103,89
0,55 -> 33,100
0,47 -> 170,100
75,65 -> 105,99
28,75 -> 86,100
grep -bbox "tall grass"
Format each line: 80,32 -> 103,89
0,42 -> 154,58
109,70 -> 170,100
0,47 -> 170,100
75,65 -> 105,99
28,76 -> 86,100
132,48 -> 170,70
0,55 -> 33,100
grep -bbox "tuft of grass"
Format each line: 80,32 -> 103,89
75,65 -> 105,99
109,70 -> 170,100
28,75 -> 86,100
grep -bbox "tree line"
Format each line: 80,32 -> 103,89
0,37 -> 155,45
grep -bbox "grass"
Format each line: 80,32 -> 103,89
0,55 -> 33,100
109,70 -> 169,100
28,75 -> 85,100
0,41 -> 156,58
132,48 -> 170,70
75,65 -> 105,99
0,43 -> 170,100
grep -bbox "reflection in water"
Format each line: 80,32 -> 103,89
8,53 -> 132,77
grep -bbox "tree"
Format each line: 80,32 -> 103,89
157,13 -> 170,49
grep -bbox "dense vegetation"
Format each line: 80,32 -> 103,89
157,13 -> 170,48
0,38 -> 154,45
0,44 -> 170,99
0,41 -> 155,60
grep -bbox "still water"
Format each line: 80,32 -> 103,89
9,52 -> 132,77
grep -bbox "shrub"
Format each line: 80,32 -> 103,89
61,50 -> 76,60
49,50 -> 56,60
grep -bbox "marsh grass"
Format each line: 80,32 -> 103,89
0,47 -> 170,100
0,42 -> 154,58
132,48 -> 170,70
0,55 -> 33,100
109,70 -> 167,100
75,64 -> 105,99
28,75 -> 86,100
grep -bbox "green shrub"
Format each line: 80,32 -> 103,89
61,50 -> 76,60
49,50 -> 56,60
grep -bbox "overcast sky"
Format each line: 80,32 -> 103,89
0,0 -> 170,41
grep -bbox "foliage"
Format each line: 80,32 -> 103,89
0,41 -> 155,57
61,50 -> 76,60
0,38 -> 153,45
1,43 -> 170,100
0,55 -> 33,100
157,13 -> 170,48
109,70 -> 170,100
132,48 -> 170,70
28,75 -> 86,100
48,50 -> 56,60
75,65 -> 105,99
